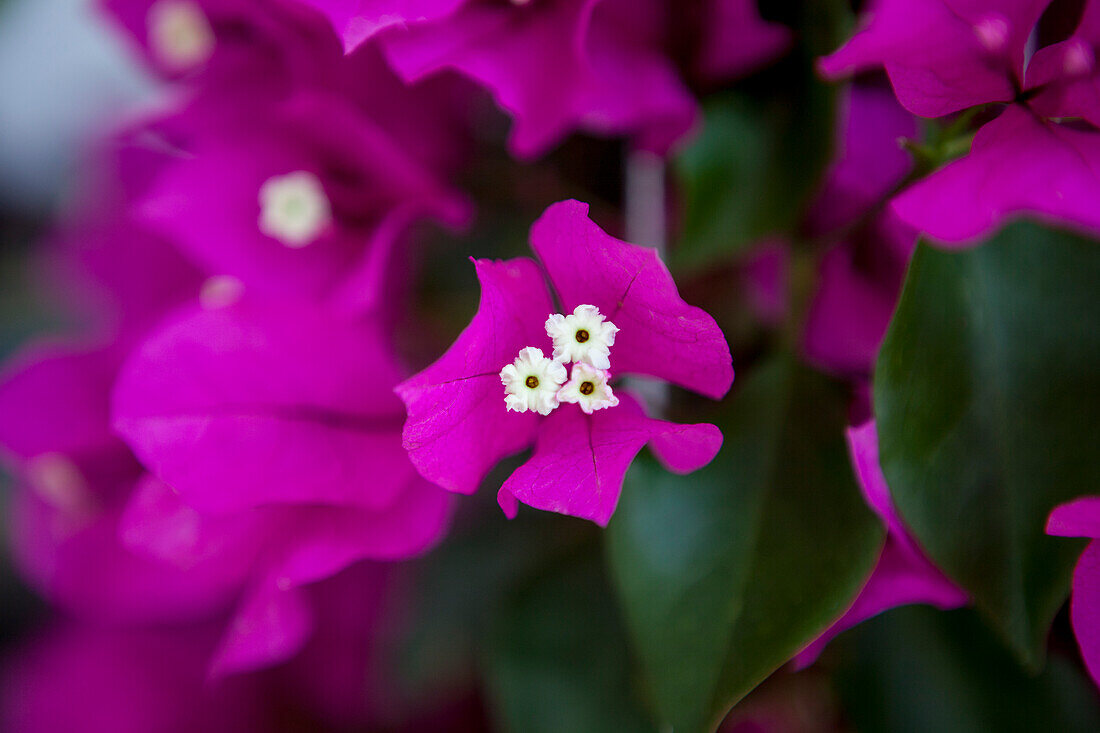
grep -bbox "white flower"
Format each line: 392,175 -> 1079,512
500,347 -> 567,415
199,275 -> 244,309
545,304 -> 619,370
258,171 -> 332,247
147,1 -> 216,71
557,363 -> 619,415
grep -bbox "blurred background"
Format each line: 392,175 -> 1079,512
0,0 -> 155,649
0,1 -> 1098,731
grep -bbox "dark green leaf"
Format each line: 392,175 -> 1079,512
835,606 -> 1100,733
394,483 -> 595,704
483,554 -> 657,733
608,358 -> 883,732
875,221 -> 1100,668
671,4 -> 843,274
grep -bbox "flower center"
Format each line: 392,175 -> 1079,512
258,171 -> 332,247
525,375 -> 540,389
557,362 -> 619,414
147,0 -> 215,70
575,329 -> 590,343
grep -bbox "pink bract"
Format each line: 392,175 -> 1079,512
795,422 -> 967,665
820,0 -> 1048,118
295,0 -> 465,52
379,0 -> 697,158
891,106 -> 1100,244
1047,497 -> 1100,690
133,88 -> 468,306
498,393 -> 722,526
823,0 -> 1100,244
697,0 -> 790,81
0,346 -> 245,623
99,0 -> 342,90
397,200 -> 731,525
801,82 -> 917,375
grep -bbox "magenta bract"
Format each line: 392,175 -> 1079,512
1048,497 -> 1100,690
796,422 -> 966,665
397,200 -> 731,525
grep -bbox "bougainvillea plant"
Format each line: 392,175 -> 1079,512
397,200 -> 730,525
0,0 -> 1098,731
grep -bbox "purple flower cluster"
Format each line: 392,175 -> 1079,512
0,1 -> 469,719
0,0 -> 787,727
752,0 -> 1100,675
795,422 -> 966,666
825,0 -> 1100,244
1049,499 -> 1100,689
298,0 -> 789,158
397,200 -> 732,526
4,0 -> 1095,726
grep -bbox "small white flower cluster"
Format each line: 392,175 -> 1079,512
258,171 -> 333,247
500,304 -> 620,416
148,0 -> 216,71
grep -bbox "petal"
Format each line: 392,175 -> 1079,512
209,581 -> 313,678
819,0 -> 1046,117
274,564 -> 394,727
807,82 -> 918,236
382,0 -> 695,158
0,624 -> 264,733
9,478 -> 242,624
1070,541 -> 1100,689
741,239 -> 790,327
118,474 -> 268,574
794,533 -> 967,666
846,421 -> 902,533
296,0 -> 466,52
48,218 -> 204,340
697,0 -> 791,81
801,233 -> 909,376
1025,3 -> 1100,124
135,91 -> 466,302
1026,41 -> 1100,126
794,420 -> 967,666
0,344 -> 121,460
891,107 -> 1100,244
530,200 -> 733,399
576,0 -> 699,156
497,392 -> 722,526
268,477 -> 453,588
1048,496 -> 1100,538
99,0 -> 342,86
396,258 -> 554,494
113,300 -> 416,513
382,0 -> 596,158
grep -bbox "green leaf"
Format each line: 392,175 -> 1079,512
834,606 -> 1100,733
874,221 -> 1100,668
394,483 -> 596,704
671,4 -> 842,275
607,358 -> 884,732
672,92 -> 831,274
483,553 -> 657,733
